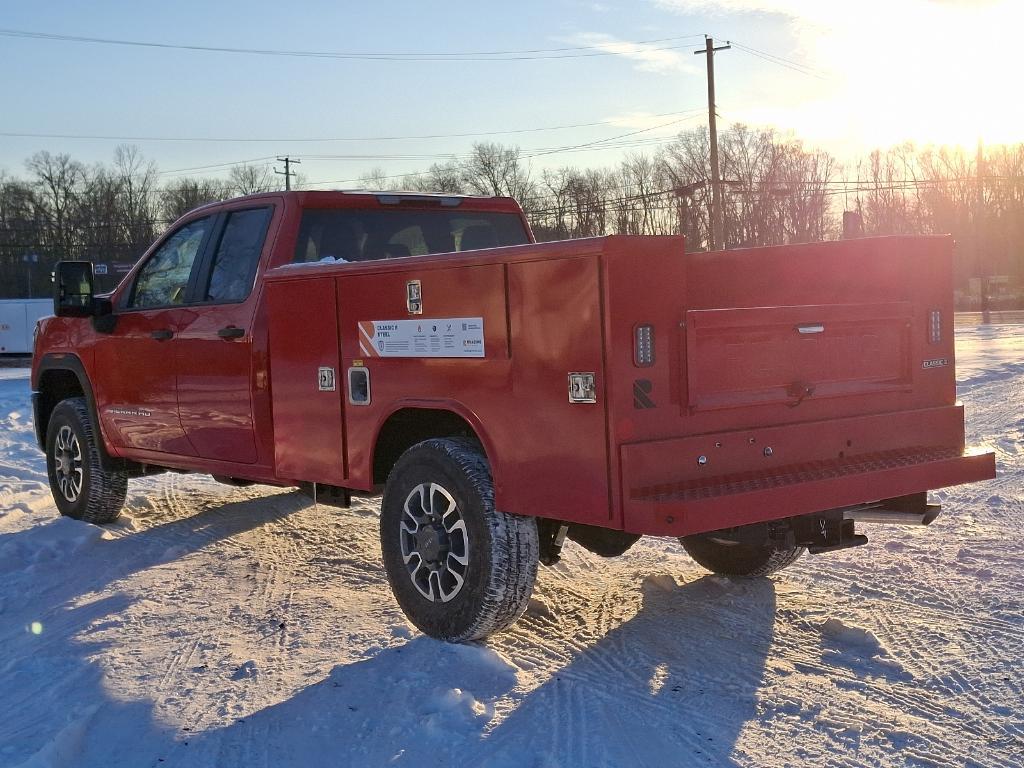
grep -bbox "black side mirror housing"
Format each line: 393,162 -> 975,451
53,261 -> 96,318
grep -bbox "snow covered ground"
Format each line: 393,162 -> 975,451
1,326 -> 1021,768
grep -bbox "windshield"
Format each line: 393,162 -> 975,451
293,208 -> 530,263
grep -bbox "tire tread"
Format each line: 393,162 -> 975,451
48,397 -> 127,524
381,437 -> 539,642
680,535 -> 804,578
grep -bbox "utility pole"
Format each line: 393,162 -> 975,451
695,36 -> 730,251
275,156 -> 302,191
673,181 -> 703,241
976,139 -> 989,322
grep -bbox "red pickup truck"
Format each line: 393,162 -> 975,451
33,191 -> 995,641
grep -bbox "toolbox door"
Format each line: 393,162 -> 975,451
685,302 -> 913,412
267,276 -> 347,484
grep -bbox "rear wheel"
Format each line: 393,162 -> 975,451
380,437 -> 539,641
45,397 -> 127,524
679,535 -> 804,577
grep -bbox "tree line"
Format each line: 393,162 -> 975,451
2,129 -> 1022,302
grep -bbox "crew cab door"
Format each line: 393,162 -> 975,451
94,215 -> 216,455
174,205 -> 276,464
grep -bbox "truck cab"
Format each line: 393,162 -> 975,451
34,191 -> 531,477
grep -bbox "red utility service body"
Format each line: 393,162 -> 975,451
33,192 -> 995,540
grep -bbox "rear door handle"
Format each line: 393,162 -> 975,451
796,324 -> 825,335
151,329 -> 173,340
218,326 -> 245,339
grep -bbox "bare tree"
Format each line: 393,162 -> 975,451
114,144 -> 159,257
160,177 -> 232,222
0,173 -> 47,297
358,167 -> 398,191
25,151 -> 85,260
75,164 -> 122,260
661,126 -> 838,249
660,129 -> 713,249
462,143 -> 534,201
531,168 -> 573,240
229,163 -> 274,195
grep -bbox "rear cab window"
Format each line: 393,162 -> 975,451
292,208 -> 529,264
204,207 -> 273,303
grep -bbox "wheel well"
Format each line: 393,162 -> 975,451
373,408 -> 484,484
37,368 -> 85,444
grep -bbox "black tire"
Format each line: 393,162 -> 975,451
45,397 -> 128,524
679,535 -> 804,577
380,437 -> 539,642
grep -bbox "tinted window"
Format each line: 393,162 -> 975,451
131,217 -> 211,308
292,209 -> 529,264
205,208 -> 272,303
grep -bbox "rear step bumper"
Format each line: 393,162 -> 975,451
621,408 -> 995,537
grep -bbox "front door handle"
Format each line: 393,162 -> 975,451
151,329 -> 173,340
218,326 -> 245,339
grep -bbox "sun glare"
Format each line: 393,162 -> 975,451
721,0 -> 1024,151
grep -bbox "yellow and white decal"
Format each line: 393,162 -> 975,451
358,318 -> 485,358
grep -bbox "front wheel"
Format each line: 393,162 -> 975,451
380,438 -> 539,642
45,397 -> 128,524
679,535 -> 804,577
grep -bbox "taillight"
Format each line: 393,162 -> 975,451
634,324 -> 655,367
929,310 -> 942,344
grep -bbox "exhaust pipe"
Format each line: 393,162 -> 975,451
844,504 -> 941,526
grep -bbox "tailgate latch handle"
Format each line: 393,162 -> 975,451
796,323 -> 825,335
786,381 -> 815,408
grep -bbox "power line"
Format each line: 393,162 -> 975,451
158,134 -> 688,182
729,41 -> 831,81
0,109 -> 706,145
296,115 -> 703,189
520,174 -> 1024,216
0,28 -> 706,62
151,115 -> 704,185
528,116 -> 698,158
159,156 -> 279,175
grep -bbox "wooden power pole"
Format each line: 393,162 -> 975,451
976,140 -> 989,320
695,37 -> 730,251
275,156 -> 302,191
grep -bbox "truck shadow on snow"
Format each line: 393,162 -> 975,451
0,491 -> 311,766
4,497 -> 774,767
0,487 -> 308,586
164,573 -> 776,767
474,574 -> 777,766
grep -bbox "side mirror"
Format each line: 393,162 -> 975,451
53,261 -> 96,318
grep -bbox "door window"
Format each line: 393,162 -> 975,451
204,208 -> 273,303
130,217 -> 211,308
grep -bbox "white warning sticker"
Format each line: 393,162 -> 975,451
357,318 -> 485,358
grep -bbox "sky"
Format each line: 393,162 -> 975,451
1,0 -> 1021,188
